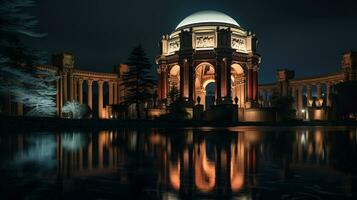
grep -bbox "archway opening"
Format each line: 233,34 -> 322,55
195,62 -> 215,110
231,63 -> 245,107
205,82 -> 215,110
168,65 -> 180,104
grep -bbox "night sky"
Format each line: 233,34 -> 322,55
28,0 -> 357,83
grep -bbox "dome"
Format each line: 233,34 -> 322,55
175,10 -> 240,30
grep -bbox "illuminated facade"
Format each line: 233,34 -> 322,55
2,10 -> 356,121
156,10 -> 261,109
258,51 -> 357,120
36,53 -> 126,119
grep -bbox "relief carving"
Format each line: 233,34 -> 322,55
231,37 -> 246,51
168,39 -> 180,53
196,35 -> 214,48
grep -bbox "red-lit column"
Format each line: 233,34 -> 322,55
157,67 -> 162,100
180,59 -> 189,101
162,65 -> 168,101
224,58 -> 232,103
252,67 -> 258,101
188,59 -> 194,103
157,64 -> 168,102
179,60 -> 185,100
247,67 -> 253,101
215,58 -> 222,104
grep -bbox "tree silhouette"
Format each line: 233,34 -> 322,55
121,45 -> 156,119
168,85 -> 180,104
334,81 -> 357,119
0,0 -> 57,116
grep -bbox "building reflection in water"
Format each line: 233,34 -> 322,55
1,127 -> 356,199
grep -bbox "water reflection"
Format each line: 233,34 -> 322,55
0,127 -> 356,199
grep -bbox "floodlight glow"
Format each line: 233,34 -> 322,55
176,10 -> 240,30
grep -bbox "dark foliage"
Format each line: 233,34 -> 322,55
0,0 -> 58,116
0,0 -> 46,67
168,85 -> 180,104
334,81 -> 357,119
121,45 -> 156,119
271,96 -> 296,121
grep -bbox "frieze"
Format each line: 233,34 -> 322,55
231,36 -> 246,52
168,38 -> 180,53
195,34 -> 214,48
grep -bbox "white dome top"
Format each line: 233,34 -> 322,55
175,10 -> 240,30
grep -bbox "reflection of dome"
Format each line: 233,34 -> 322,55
176,10 -> 240,30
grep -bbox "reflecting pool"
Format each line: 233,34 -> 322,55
0,126 -> 356,199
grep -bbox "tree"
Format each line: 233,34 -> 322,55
0,0 -> 57,116
168,85 -> 180,105
62,100 -> 89,119
121,45 -> 156,119
271,96 -> 296,121
0,67 -> 58,116
334,81 -> 357,120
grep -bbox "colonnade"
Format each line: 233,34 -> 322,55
53,68 -> 125,119
258,70 -> 344,120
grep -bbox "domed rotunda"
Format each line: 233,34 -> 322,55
156,10 -> 261,115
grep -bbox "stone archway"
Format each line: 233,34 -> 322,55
168,65 -> 180,103
194,62 -> 215,110
169,65 -> 180,88
231,63 -> 246,107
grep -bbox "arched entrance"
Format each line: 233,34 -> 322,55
168,65 -> 180,104
231,63 -> 245,107
205,81 -> 215,110
193,62 -> 246,110
194,62 -> 215,110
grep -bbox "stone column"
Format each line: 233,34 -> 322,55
247,66 -> 253,101
98,80 -> 104,118
180,59 -> 192,103
223,58 -> 232,103
316,83 -> 322,99
69,74 -> 74,101
326,82 -> 331,106
215,58 -> 222,103
118,81 -> 122,104
297,86 -> 304,115
253,67 -> 258,101
188,60 -> 194,104
108,82 -> 114,105
163,66 -> 168,101
306,85 -> 312,107
59,76 -> 63,116
56,78 -> 60,115
73,77 -> 77,101
316,83 -> 322,107
114,82 -> 118,104
291,86 -> 297,110
87,80 -> 93,110
157,67 -> 162,100
78,79 -> 83,104
63,74 -> 68,103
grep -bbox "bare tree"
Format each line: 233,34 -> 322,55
0,0 -> 57,117
0,66 -> 58,116
62,100 -> 88,119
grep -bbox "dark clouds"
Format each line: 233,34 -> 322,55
29,0 -> 357,83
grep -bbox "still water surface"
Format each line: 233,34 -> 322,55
0,126 -> 356,200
